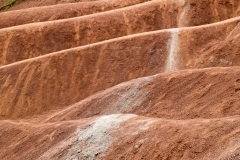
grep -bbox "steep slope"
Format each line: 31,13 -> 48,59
42,67 -> 240,121
0,0 -> 98,11
1,114 -> 240,159
0,0 -> 151,29
1,16 -> 240,119
1,0 -> 240,159
0,0 -> 178,66
1,0 -> 240,66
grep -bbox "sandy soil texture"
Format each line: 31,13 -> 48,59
1,0 -> 240,159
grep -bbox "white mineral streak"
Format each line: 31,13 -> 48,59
165,28 -> 179,72
178,0 -> 190,27
106,77 -> 153,114
38,114 -> 136,160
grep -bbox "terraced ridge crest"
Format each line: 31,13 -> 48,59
0,0 -> 240,159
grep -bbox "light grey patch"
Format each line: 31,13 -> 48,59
149,49 -> 155,53
135,46 -> 142,50
164,28 -> 180,72
38,114 -> 136,160
211,58 -> 233,65
105,77 -> 153,114
178,0 -> 191,27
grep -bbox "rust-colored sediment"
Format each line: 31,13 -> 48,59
1,0 -> 240,159
0,0 -> 151,29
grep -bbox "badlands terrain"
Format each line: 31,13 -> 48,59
1,0 -> 240,159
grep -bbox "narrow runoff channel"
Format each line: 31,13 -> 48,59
164,28 -> 180,72
164,0 -> 189,73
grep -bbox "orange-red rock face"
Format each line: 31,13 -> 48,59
0,0 -> 240,159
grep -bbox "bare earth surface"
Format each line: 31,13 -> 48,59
1,0 -> 240,159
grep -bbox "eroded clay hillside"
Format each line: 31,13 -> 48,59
0,0 -> 240,159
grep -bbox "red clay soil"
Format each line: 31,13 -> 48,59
1,0 -> 240,66
1,114 -> 240,160
0,0 -> 151,29
0,0 -> 98,12
1,0 -> 240,159
41,67 -> 240,121
1,16 -> 240,119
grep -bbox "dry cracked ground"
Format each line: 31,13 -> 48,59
1,0 -> 240,159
